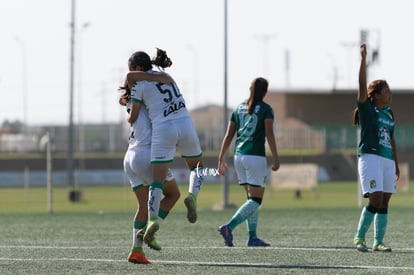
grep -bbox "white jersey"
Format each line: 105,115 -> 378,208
126,101 -> 151,149
130,70 -> 190,125
123,102 -> 175,188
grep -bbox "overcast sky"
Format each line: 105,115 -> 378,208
0,0 -> 413,126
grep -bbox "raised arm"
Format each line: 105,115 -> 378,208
126,71 -> 173,88
358,44 -> 368,103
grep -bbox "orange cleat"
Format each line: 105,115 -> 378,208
127,249 -> 151,264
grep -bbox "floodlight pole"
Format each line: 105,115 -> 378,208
222,0 -> 230,208
67,0 -> 76,189
45,132 -> 53,214
14,37 -> 28,134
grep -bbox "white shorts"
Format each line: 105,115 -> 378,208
123,145 -> 174,190
234,155 -> 268,187
151,117 -> 202,163
358,153 -> 397,196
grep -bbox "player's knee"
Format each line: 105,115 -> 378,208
249,197 -> 263,205
377,208 -> 388,214
366,203 -> 378,214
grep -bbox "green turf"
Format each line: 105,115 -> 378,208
1,182 -> 414,274
1,182 -> 413,213
1,208 -> 414,274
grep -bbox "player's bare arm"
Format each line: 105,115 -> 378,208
358,44 -> 368,103
126,71 -> 172,88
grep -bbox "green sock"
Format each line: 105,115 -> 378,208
355,206 -> 375,239
374,213 -> 388,244
132,246 -> 144,253
246,209 -> 258,238
228,199 -> 259,230
134,220 -> 147,230
158,208 -> 169,222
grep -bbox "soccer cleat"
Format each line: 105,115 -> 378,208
137,227 -> 160,250
127,249 -> 151,264
143,220 -> 161,251
218,224 -> 234,247
372,242 -> 392,252
184,194 -> 197,223
353,238 -> 368,252
146,238 -> 161,251
247,237 -> 270,247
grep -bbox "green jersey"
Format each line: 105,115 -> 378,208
231,101 -> 274,156
357,99 -> 395,160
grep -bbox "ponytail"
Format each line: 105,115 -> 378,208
248,77 -> 268,115
152,48 -> 172,70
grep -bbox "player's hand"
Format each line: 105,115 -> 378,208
119,96 -> 127,106
395,165 -> 400,181
360,44 -> 367,59
271,162 -> 280,171
218,160 -> 228,176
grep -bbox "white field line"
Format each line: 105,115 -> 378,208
1,245 -> 414,271
1,245 -> 414,252
0,257 -> 414,271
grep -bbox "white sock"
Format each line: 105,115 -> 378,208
148,184 -> 163,220
189,169 -> 204,197
132,228 -> 143,248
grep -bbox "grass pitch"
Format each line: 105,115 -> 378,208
1,182 -> 414,213
1,183 -> 414,274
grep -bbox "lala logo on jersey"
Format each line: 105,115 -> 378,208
164,101 -> 186,117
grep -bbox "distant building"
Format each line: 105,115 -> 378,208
0,123 -> 126,153
265,88 -> 414,150
190,104 -> 232,151
1,88 -> 413,153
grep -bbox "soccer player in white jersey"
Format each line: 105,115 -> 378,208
126,48 -> 205,249
119,75 -> 180,264
352,44 -> 399,252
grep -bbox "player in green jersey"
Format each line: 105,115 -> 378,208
217,77 -> 280,247
352,44 -> 400,252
